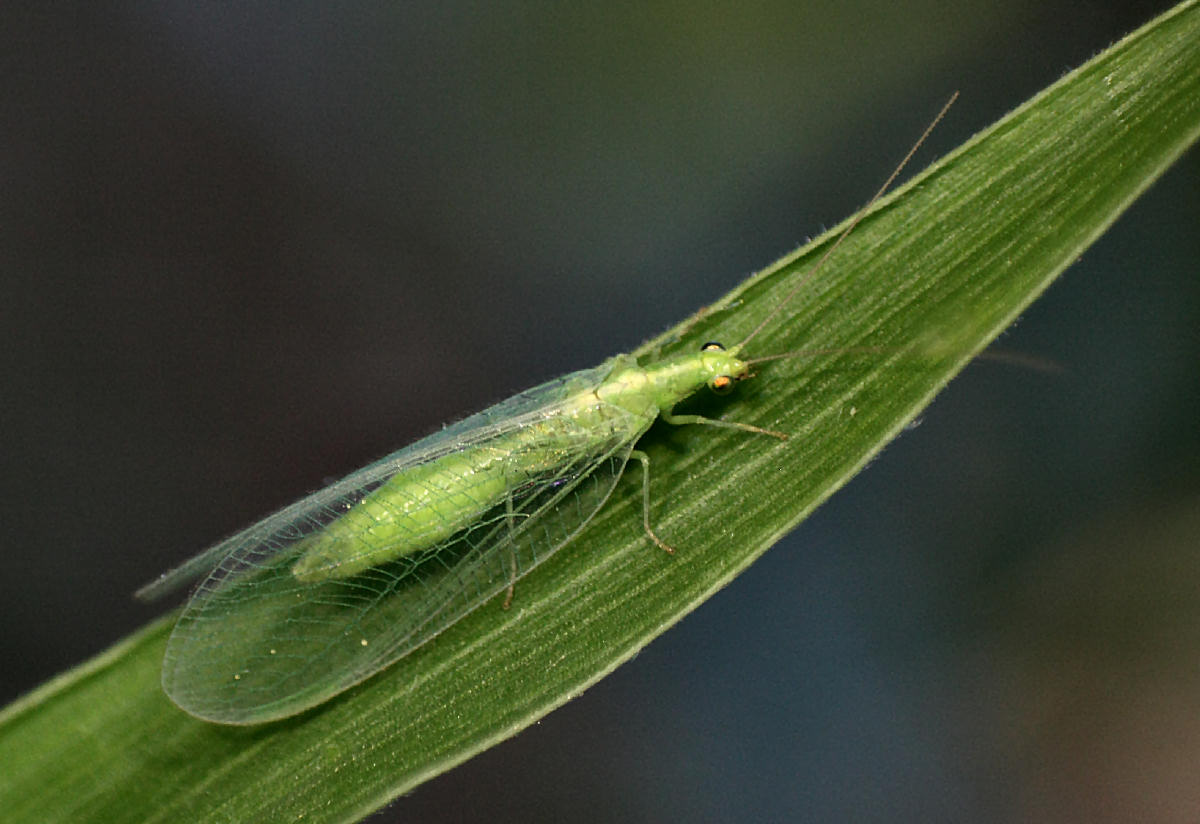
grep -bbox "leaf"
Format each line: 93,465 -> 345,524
2,2 -> 1198,821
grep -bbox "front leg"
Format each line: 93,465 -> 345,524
660,407 -> 788,439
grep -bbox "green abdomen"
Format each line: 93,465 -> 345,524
291,446 -> 520,582
287,402 -> 638,583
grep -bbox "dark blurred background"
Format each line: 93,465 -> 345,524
3,2 -> 1198,821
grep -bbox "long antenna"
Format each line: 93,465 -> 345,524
736,91 -> 959,351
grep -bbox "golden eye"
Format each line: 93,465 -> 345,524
701,341 -> 725,352
710,375 -> 734,395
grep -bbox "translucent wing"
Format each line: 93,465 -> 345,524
148,361 -> 650,724
137,361 -> 623,601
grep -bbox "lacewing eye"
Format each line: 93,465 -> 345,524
710,375 -> 735,395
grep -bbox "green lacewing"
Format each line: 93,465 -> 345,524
138,96 -> 956,725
